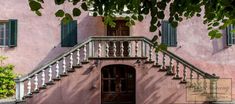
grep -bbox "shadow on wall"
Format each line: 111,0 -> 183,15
26,63 -> 101,104
33,14 -> 104,72
212,30 -> 229,54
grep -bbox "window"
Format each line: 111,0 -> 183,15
0,19 -> 17,47
226,25 -> 235,46
161,21 -> 177,47
61,20 -> 77,47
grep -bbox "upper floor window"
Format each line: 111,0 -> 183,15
0,19 -> 17,47
0,22 -> 9,46
226,25 -> 235,46
61,20 -> 77,47
161,21 -> 177,47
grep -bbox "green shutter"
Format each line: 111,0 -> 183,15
161,21 -> 177,47
226,25 -> 234,46
8,19 -> 17,47
61,20 -> 77,47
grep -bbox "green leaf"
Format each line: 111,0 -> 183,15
35,11 -> 42,16
156,43 -> 167,52
29,1 -> 42,11
157,11 -> 164,19
73,8 -> 81,16
81,3 -> 88,11
231,29 -> 235,33
73,0 -> 80,5
62,13 -> 73,24
171,21 -> 178,27
208,30 -> 222,39
55,10 -> 64,17
138,15 -> 144,22
54,0 -> 65,5
150,25 -> 157,32
131,15 -> 137,20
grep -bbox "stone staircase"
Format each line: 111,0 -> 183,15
15,36 -> 219,104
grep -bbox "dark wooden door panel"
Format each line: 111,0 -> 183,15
101,65 -> 135,104
107,20 -> 130,57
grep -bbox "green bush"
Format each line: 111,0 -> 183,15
0,56 -> 16,98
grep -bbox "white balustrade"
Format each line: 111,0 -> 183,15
77,49 -> 80,65
34,74 -> 38,91
55,61 -> 60,78
48,65 -> 52,82
84,44 -> 87,61
120,41 -> 124,57
128,41 -> 131,57
98,42 -> 101,57
105,42 -> 109,57
113,41 -> 116,57
27,78 -> 31,95
135,41 -> 138,57
62,57 -> 67,74
70,53 -> 73,69
41,70 -> 46,87
149,45 -> 153,61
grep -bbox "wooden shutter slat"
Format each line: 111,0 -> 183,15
227,25 -> 233,46
8,19 -> 17,47
61,20 -> 77,47
161,21 -> 177,47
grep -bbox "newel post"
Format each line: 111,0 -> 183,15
15,77 -> 24,101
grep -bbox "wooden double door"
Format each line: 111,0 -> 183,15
107,20 -> 130,57
101,65 -> 136,104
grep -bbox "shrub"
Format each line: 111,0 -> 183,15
0,56 -> 16,98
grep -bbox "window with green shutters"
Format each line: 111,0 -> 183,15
161,21 -> 177,47
0,19 -> 17,47
61,20 -> 78,47
226,25 -> 235,46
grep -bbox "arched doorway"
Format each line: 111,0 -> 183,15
101,65 -> 136,104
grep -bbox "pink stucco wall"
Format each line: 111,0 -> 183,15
0,0 -> 234,103
26,59 -> 190,104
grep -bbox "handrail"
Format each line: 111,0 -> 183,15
162,50 -> 217,78
142,39 -> 217,79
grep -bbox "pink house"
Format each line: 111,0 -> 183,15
0,0 -> 234,104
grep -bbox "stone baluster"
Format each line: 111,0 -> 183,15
77,49 -> 80,65
120,41 -> 124,57
62,57 -> 67,75
190,69 -> 193,80
162,53 -> 166,70
48,65 -> 53,83
135,41 -> 138,57
41,70 -> 46,87
34,74 -> 38,92
113,41 -> 116,57
167,57 -> 173,74
149,45 -> 152,61
155,51 -> 159,66
173,61 -> 180,79
181,65 -> 187,83
27,78 -> 31,95
105,41 -> 109,57
128,41 -> 131,57
70,53 -> 73,69
98,42 -> 101,57
55,61 -> 60,79
84,44 -> 87,61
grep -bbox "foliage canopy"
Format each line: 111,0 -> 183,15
28,0 -> 235,39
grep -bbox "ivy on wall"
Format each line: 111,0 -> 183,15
0,56 -> 16,99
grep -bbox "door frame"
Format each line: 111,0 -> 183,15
100,64 -> 136,104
